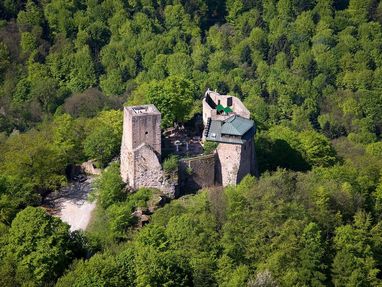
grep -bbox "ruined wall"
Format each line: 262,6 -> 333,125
204,91 -> 251,121
215,139 -> 255,186
202,100 -> 213,125
128,144 -> 163,189
179,154 -> 216,193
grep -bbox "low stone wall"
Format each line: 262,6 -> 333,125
178,154 -> 216,193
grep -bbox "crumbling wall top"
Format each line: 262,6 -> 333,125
124,104 -> 161,116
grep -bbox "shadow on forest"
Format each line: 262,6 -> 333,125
256,138 -> 310,174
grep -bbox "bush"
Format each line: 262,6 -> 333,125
83,126 -> 120,166
366,142 -> 382,157
299,131 -> 337,167
93,163 -> 125,209
203,141 -> 218,154
163,155 -> 179,174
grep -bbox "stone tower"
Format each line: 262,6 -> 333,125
120,105 -> 162,189
215,137 -> 256,186
203,90 -> 256,186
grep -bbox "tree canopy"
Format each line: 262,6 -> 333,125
0,1 -> 382,286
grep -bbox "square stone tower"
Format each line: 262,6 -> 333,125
120,105 -> 162,188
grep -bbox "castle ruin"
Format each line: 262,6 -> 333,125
120,90 -> 256,194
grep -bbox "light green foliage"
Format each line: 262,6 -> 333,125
226,0 -> 244,23
0,0 -> 380,150
91,164 -> 154,240
20,32 -> 37,53
297,223 -> 327,286
1,207 -> 73,286
166,52 -> 193,77
0,175 -> 38,225
17,0 -> 44,28
68,46 -> 97,92
133,196 -> 215,286
83,110 -> 122,165
52,113 -> 84,162
100,69 -> 125,96
147,76 -> 197,128
84,127 -> 120,165
332,211 -> 381,286
39,162 -> 382,286
107,189 -> 152,239
299,130 -> 337,167
96,110 -> 123,137
93,163 -> 125,209
348,0 -> 374,25
56,248 -> 136,287
1,1 -> 382,286
134,244 -> 192,286
44,0 -> 76,37
203,141 -> 218,154
0,129 -> 67,192
257,126 -> 308,171
163,155 -> 179,174
261,126 -> 337,170
366,142 -> 382,157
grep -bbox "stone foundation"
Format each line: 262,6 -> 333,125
179,154 -> 216,193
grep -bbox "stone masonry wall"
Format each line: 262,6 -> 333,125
129,144 -> 163,189
215,139 -> 255,186
179,154 -> 215,193
123,106 -> 161,155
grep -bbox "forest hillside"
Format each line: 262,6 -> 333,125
1,0 -> 382,286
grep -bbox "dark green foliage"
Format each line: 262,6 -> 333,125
63,88 -> 109,118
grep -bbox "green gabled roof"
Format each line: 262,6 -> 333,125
216,104 -> 224,112
221,115 -> 254,136
223,106 -> 233,113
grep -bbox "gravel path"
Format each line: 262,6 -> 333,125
44,177 -> 96,231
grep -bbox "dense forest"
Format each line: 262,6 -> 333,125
1,0 -> 382,286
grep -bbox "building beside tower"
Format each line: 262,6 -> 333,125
120,90 -> 256,194
202,89 -> 256,186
